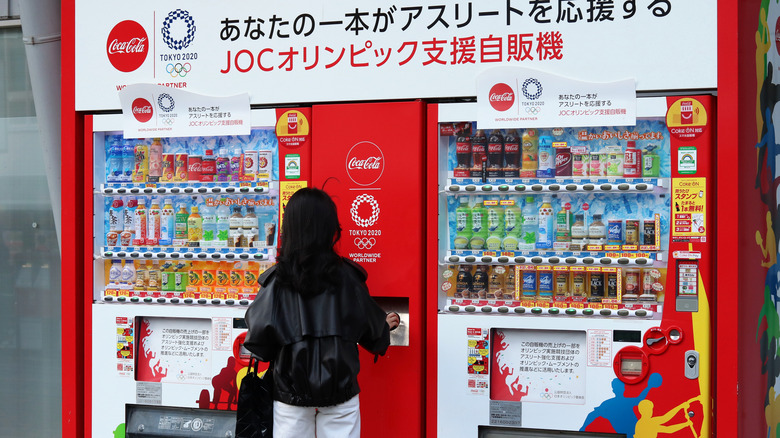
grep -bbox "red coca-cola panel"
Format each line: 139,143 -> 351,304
312,101 -> 425,438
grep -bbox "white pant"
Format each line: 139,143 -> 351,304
273,395 -> 360,438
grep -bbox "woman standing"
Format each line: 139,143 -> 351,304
243,187 -> 399,438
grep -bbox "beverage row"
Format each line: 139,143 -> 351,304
104,196 -> 277,248
447,264 -> 664,303
452,128 -> 661,179
105,259 -> 273,297
105,137 -> 273,183
453,197 -> 659,252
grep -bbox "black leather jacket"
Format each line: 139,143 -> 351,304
243,259 -> 390,407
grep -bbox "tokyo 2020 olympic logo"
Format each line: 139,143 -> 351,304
157,93 -> 175,112
162,9 -> 196,50
350,194 -> 380,228
522,78 -> 543,100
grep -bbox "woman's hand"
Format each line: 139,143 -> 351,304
386,312 -> 400,331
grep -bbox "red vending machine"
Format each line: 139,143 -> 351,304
428,90 -> 715,437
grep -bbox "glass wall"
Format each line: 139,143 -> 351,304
0,25 -> 62,437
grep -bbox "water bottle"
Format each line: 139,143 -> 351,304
215,204 -> 230,247
121,140 -> 135,182
107,140 -> 123,183
519,196 -> 538,251
537,196 -> 554,250
201,204 -> 217,246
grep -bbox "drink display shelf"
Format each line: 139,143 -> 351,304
100,246 -> 273,261
444,251 -> 662,267
444,178 -> 667,195
98,181 -> 275,196
444,298 -> 659,318
100,293 -> 253,306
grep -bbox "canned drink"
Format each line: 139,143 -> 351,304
522,270 -> 537,298
571,271 -> 586,297
607,220 -> 624,244
589,271 -> 604,302
554,271 -> 569,297
188,155 -> 202,181
174,153 -> 188,182
643,220 -> 657,246
538,270 -> 554,299
625,268 -> 641,294
555,148 -> 572,177
606,271 -> 618,298
243,151 -> 259,180
625,220 -> 640,245
161,154 -> 175,182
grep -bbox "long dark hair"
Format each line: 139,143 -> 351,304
275,187 -> 343,296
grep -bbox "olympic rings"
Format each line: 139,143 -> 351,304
525,107 -> 541,115
166,62 -> 192,78
354,238 -> 376,249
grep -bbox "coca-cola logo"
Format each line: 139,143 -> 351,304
188,161 -> 202,172
106,20 -> 149,72
346,141 -> 385,186
488,83 -> 515,112
131,98 -> 153,123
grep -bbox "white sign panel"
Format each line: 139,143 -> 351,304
477,67 -> 636,129
136,317 -> 213,385
118,84 -> 250,138
75,1 -> 716,111
491,329 -> 586,404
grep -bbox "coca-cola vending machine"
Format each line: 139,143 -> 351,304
427,85 -> 716,437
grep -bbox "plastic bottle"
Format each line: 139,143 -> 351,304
454,129 -> 472,178
123,197 -> 137,245
488,266 -> 506,300
146,199 -> 161,246
519,196 -> 538,251
505,267 -> 516,300
469,201 -> 489,249
623,141 -> 642,178
536,196 -> 554,250
202,149 -> 216,182
216,203 -> 230,247
454,200 -> 472,249
570,213 -> 588,251
108,259 -> 123,287
555,205 -> 572,249
133,142 -> 149,183
230,206 -> 244,247
472,265 -> 489,299
502,203 -> 522,251
107,140 -> 123,183
485,203 -> 505,251
487,130 -> 504,179
216,146 -> 231,181
470,130 -> 488,179
187,206 -> 203,246
159,199 -> 175,246
537,135 -> 555,178
121,140 -> 135,182
121,260 -> 136,286
455,265 -> 473,298
147,261 -> 161,292
148,138 -> 164,181
174,203 -> 189,243
201,204 -> 217,246
521,129 -> 539,176
230,143 -> 244,180
503,129 -> 520,178
132,198 -> 147,246
642,144 -> 660,177
588,213 -> 606,246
